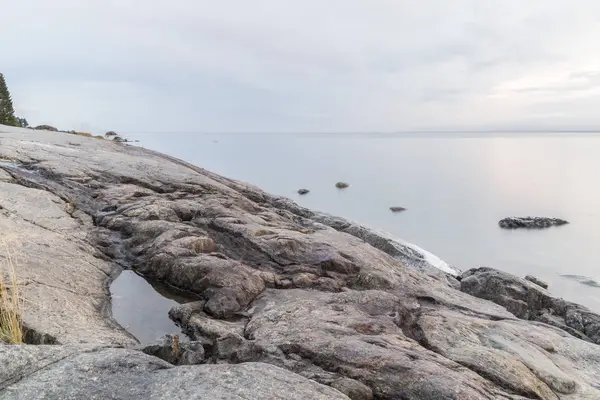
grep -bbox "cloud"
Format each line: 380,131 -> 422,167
3,1 -> 600,132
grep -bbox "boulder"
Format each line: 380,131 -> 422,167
33,125 -> 58,132
297,188 -> 310,195
335,182 -> 349,189
499,217 -> 568,229
389,206 -> 406,212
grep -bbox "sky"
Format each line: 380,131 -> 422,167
3,1 -> 600,133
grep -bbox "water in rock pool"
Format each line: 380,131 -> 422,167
110,270 -> 196,343
119,131 -> 600,316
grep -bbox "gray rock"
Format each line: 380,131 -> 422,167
461,267 -> 600,344
0,346 -> 349,399
499,216 -> 569,229
33,124 -> 58,131
335,181 -> 349,189
2,124 -> 600,399
0,174 -> 134,346
389,206 -> 406,212
297,188 -> 310,195
525,274 -> 549,289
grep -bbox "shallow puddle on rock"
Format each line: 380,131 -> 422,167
110,270 -> 197,344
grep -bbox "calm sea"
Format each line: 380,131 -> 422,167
122,132 -> 600,314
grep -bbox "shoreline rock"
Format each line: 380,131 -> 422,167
525,274 -> 549,289
1,123 -> 600,399
461,267 -> 600,344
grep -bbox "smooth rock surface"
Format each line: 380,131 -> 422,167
2,124 -> 600,399
0,346 -> 348,399
499,216 -> 569,229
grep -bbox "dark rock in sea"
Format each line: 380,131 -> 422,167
525,274 -> 549,289
34,125 -> 58,132
297,188 -> 310,195
461,267 -> 600,344
105,131 -> 118,137
389,206 -> 406,212
335,182 -> 349,189
499,216 -> 568,229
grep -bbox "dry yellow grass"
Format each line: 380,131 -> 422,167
70,131 -> 93,137
0,246 -> 23,344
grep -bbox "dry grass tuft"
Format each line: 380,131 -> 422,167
191,237 -> 215,254
0,247 -> 23,344
70,131 -> 93,137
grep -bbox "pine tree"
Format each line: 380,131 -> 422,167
0,73 -> 18,126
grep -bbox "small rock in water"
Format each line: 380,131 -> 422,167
297,188 -> 310,195
525,275 -> 549,289
390,206 -> 406,212
335,182 -> 349,189
498,216 -> 568,229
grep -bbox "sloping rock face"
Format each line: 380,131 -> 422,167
461,267 -> 600,344
1,124 -> 600,399
0,346 -> 348,399
499,217 -> 568,229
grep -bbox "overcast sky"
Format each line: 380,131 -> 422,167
3,1 -> 600,133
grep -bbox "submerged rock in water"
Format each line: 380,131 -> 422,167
525,274 -> 549,289
499,216 -> 568,229
297,188 -> 310,195
335,182 -> 349,189
389,206 -> 406,212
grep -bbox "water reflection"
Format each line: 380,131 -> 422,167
110,270 -> 198,343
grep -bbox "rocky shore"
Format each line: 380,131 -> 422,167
1,124 -> 600,399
